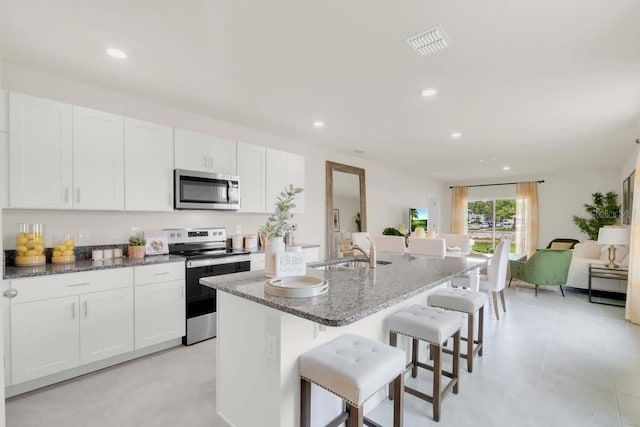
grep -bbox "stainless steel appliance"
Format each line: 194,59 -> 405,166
166,227 -> 250,345
174,169 -> 240,210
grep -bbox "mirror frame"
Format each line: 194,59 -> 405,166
326,161 -> 367,259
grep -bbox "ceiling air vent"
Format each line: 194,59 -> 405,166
405,26 -> 450,56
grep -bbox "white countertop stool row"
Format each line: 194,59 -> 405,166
299,333 -> 406,427
388,305 -> 463,422
427,287 -> 487,373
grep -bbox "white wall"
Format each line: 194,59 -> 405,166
444,167 -> 622,247
0,62 -> 445,258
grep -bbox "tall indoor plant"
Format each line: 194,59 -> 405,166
572,191 -> 621,240
261,185 -> 303,277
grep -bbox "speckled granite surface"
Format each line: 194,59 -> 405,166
4,255 -> 186,280
201,253 -> 488,327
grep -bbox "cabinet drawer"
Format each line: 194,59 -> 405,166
134,262 -> 184,286
11,268 -> 134,304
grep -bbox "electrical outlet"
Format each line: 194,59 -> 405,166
235,225 -> 242,235
78,228 -> 90,243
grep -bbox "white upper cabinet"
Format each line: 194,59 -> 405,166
174,128 -> 236,175
265,148 -> 288,211
124,118 -> 174,211
9,92 -> 73,209
287,152 -> 305,214
236,142 -> 266,213
72,106 -> 124,210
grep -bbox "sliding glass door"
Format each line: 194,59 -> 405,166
467,199 -> 516,253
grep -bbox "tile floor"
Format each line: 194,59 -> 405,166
6,283 -> 640,427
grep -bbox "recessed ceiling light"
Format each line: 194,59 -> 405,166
354,149 -> 365,154
106,48 -> 127,59
502,166 -> 511,171
450,132 -> 462,139
421,88 -> 438,97
478,159 -> 484,163
313,121 -> 325,128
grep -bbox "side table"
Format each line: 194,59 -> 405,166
588,264 -> 628,307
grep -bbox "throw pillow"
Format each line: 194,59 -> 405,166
550,242 -> 574,249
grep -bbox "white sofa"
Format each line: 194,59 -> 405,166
565,241 -> 629,292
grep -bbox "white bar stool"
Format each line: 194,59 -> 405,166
299,333 -> 406,427
428,288 -> 486,372
388,305 -> 463,422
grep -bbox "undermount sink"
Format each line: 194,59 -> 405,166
313,259 -> 392,271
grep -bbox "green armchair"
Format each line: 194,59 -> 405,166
509,249 -> 573,297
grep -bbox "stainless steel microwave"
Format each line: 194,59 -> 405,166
174,169 -> 240,210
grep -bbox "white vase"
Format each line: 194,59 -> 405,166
265,236 -> 285,277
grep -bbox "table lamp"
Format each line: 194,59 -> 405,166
597,226 -> 629,268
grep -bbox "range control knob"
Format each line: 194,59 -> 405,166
170,233 -> 175,238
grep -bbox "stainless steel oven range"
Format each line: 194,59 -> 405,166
166,227 -> 250,345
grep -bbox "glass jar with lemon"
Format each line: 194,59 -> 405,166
15,223 -> 46,266
52,233 -> 75,264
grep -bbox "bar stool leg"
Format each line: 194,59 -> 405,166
432,343 -> 442,422
389,332 -> 397,401
411,338 -> 419,378
300,378 -> 311,427
347,403 -> 363,427
467,313 -> 474,373
492,292 -> 500,320
453,330 -> 460,395
478,306 -> 484,357
393,373 -> 404,427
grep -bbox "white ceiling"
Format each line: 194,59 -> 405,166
1,0 -> 639,180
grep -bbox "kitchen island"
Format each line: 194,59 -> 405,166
201,253 -> 487,427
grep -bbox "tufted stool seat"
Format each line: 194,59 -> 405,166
428,288 -> 486,372
299,333 -> 406,427
388,305 -> 463,422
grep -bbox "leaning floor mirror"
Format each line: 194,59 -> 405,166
326,161 -> 367,259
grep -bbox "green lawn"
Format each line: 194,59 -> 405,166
472,241 -> 517,254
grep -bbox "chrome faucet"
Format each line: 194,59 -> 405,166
352,237 -> 377,268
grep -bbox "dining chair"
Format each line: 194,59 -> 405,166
374,235 -> 406,253
451,239 -> 511,319
408,237 -> 446,256
440,234 -> 472,253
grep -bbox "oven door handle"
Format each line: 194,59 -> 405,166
187,255 -> 250,268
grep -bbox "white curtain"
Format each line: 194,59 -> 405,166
451,187 -> 468,235
515,182 -> 540,257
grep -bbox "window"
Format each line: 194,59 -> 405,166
467,199 -> 516,253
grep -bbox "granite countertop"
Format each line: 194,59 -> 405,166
249,243 -> 320,254
3,255 -> 186,280
201,253 -> 488,327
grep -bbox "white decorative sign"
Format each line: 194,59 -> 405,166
275,252 -> 306,277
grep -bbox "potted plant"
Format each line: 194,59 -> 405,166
260,184 -> 303,276
572,191 -> 621,240
128,233 -> 147,259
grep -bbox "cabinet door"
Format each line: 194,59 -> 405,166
266,148 -> 288,210
9,92 -> 73,209
287,152 -> 305,214
11,296 -> 79,384
237,142 -> 266,213
174,128 -> 210,172
80,288 -> 133,364
1,90 -> 8,208
135,280 -> 185,349
124,118 -> 174,211
209,136 -> 237,175
72,106 -> 124,210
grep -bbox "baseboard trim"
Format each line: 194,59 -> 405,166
5,338 -> 182,398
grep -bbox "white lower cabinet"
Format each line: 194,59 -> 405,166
80,288 -> 134,364
135,280 -> 185,349
11,296 -> 80,384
